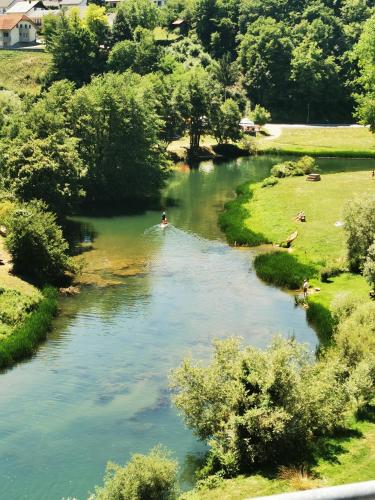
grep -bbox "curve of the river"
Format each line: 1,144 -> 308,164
0,156 -> 373,500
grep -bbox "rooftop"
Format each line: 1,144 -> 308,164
0,12 -> 35,28
7,1 -> 44,13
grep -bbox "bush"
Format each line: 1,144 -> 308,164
254,252 -> 318,289
261,176 -> 279,188
92,446 -> 179,500
331,293 -> 362,326
319,265 -> 343,283
344,196 -> 375,272
363,242 -> 375,290
250,104 -> 271,126
0,288 -> 37,327
271,157 -> 316,178
5,200 -> 74,284
171,337 -> 350,474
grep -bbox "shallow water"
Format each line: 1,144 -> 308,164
0,155 -> 373,500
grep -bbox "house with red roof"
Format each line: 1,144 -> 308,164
0,13 -> 37,47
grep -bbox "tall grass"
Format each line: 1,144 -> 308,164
254,252 -> 318,290
0,287 -> 58,370
218,182 -> 269,246
306,299 -> 334,345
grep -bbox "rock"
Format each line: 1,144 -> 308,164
59,286 -> 80,296
315,287 -> 321,292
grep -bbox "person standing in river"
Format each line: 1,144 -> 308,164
303,279 -> 309,298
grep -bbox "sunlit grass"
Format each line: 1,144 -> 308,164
257,127 -> 375,157
0,50 -> 51,96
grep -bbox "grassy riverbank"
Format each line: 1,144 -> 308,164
186,410 -> 375,499
0,236 -> 57,369
256,126 -> 375,157
0,50 -> 51,96
219,169 -> 374,341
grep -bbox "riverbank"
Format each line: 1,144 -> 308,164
185,410 -> 375,499
219,168 -> 374,341
0,235 -> 58,369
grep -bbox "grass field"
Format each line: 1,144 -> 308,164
219,169 -> 374,341
0,50 -> 51,96
257,126 -> 375,157
185,412 -> 375,500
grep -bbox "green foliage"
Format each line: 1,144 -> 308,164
363,242 -> 375,289
0,134 -> 84,217
320,265 -> 343,283
0,288 -> 36,329
344,196 -> 375,272
171,337 -> 351,473
254,252 -> 318,289
261,176 -> 279,188
5,200 -> 73,284
0,287 -> 57,369
271,156 -> 316,178
210,98 -> 241,144
355,14 -> 375,131
250,105 -> 271,126
93,446 -> 179,500
70,72 -> 168,206
44,10 -> 103,86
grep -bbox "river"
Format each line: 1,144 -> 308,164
0,155 -> 373,500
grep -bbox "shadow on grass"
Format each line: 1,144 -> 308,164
357,404 -> 375,423
219,182 -> 270,246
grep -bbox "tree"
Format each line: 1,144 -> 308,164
177,68 -> 217,150
5,200 -> 73,283
70,72 -> 168,207
344,196 -> 375,272
363,242 -> 375,290
210,98 -> 241,143
0,134 -> 84,218
44,10 -> 99,85
118,0 -> 159,34
171,337 -> 350,474
355,14 -> 375,130
108,40 -> 137,72
93,447 -> 178,500
238,18 -> 293,117
111,5 -> 133,44
291,39 -> 340,122
250,104 -> 271,126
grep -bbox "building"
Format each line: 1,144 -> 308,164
6,0 -> 45,15
0,0 -> 17,14
105,0 -> 165,8
0,13 -> 37,47
42,0 -> 86,9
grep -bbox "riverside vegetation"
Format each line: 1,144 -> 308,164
1,0 -> 375,497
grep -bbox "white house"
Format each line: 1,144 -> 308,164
6,0 -> 45,15
0,13 -> 37,47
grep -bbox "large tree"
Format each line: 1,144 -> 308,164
70,72 -> 168,207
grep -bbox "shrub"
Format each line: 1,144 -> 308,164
363,242 -> 375,290
5,200 -> 74,284
331,293 -> 362,326
261,176 -> 279,188
278,466 -> 317,491
295,156 -> 317,175
250,104 -> 271,126
0,287 -> 57,369
320,265 -> 343,283
344,196 -> 375,272
92,446 -> 179,500
0,288 -> 37,326
254,252 -> 318,289
271,157 -> 316,178
171,338 -> 349,474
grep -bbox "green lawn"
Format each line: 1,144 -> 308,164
257,127 -> 375,157
243,170 -> 375,267
185,415 -> 375,500
0,50 -> 51,96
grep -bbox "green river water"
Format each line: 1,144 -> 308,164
0,155 -> 373,500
